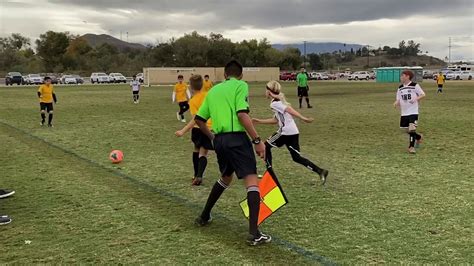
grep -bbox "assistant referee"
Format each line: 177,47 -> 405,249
194,60 -> 271,246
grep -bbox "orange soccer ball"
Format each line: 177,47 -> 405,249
109,150 -> 123,164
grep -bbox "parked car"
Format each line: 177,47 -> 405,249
109,73 -> 127,83
339,71 -> 352,78
90,72 -> 110,84
327,73 -> 338,80
279,72 -> 297,81
72,74 -> 84,84
445,71 -> 457,80
5,72 -> 23,85
423,70 -> 434,79
25,74 -> 44,85
308,72 -> 319,80
136,73 -> 144,83
61,75 -> 78,84
369,71 -> 376,80
49,75 -> 59,84
453,71 -> 473,80
348,71 -> 371,80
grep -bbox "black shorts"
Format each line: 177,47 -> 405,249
267,132 -> 300,150
297,86 -> 309,97
132,90 -> 139,95
40,102 -> 53,112
213,132 -> 257,179
191,128 -> 214,150
437,84 -> 443,88
400,114 -> 419,128
178,101 -> 189,113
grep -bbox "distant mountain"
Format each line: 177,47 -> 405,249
272,42 -> 364,54
80,34 -> 146,51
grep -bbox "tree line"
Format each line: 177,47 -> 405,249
0,30 -> 423,75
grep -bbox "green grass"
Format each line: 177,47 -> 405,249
0,81 -> 473,264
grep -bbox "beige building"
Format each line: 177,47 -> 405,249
143,67 -> 280,85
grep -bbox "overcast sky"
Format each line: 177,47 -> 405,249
1,0 -> 473,61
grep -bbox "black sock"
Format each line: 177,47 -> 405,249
48,113 -> 53,125
265,142 -> 273,167
247,187 -> 260,237
409,132 -> 416,147
289,147 -> 323,175
196,156 -> 207,178
180,114 -> 184,120
201,180 -> 228,220
299,98 -> 302,108
137,94 -> 140,100
192,152 -> 199,177
41,113 -> 46,123
415,133 -> 422,140
306,97 -> 310,106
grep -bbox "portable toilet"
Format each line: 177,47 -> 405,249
376,67 -> 423,83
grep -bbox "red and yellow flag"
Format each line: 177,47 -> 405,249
239,168 -> 288,225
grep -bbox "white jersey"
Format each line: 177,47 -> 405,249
397,82 -> 425,116
130,80 -> 140,91
271,100 -> 299,135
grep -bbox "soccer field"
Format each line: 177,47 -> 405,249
0,81 -> 472,264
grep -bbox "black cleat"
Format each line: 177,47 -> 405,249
194,215 -> 212,227
308,105 -> 313,108
0,189 -> 15,199
0,215 -> 12,225
319,169 -> 329,185
247,232 -> 272,246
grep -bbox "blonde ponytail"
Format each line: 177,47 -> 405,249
266,80 -> 290,106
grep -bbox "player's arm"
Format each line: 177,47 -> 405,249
393,91 -> 401,108
186,88 -> 191,100
415,85 -> 426,102
53,93 -> 57,103
172,89 -> 176,102
252,117 -> 278,124
286,106 -> 313,123
175,117 -> 195,137
37,86 -> 42,98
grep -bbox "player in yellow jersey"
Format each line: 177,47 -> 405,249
202,74 -> 213,92
175,75 -> 213,186
37,77 -> 57,127
436,72 -> 445,93
172,75 -> 191,122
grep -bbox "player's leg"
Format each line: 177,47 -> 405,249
407,116 -> 420,153
136,91 -> 140,103
178,102 -> 185,120
47,104 -> 54,127
297,87 -> 303,108
196,135 -> 233,224
286,135 -> 328,184
192,146 -> 199,180
194,147 -> 209,185
40,103 -> 46,126
304,86 -> 312,108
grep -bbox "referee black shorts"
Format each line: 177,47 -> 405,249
213,132 -> 257,179
297,86 -> 309,97
191,128 -> 214,150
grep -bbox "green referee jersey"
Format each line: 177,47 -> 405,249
297,72 -> 308,87
196,77 -> 249,134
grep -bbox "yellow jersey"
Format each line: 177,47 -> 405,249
202,80 -> 213,92
174,82 -> 189,102
38,84 -> 54,103
189,91 -> 212,128
436,75 -> 445,85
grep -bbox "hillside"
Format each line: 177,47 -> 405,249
273,42 -> 363,54
80,34 -> 146,51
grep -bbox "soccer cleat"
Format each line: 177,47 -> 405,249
247,232 -> 272,246
40,121 -> 45,126
415,134 -> 424,148
48,124 -> 54,128
181,119 -> 186,123
176,112 -> 181,121
0,215 -> 12,225
319,169 -> 329,185
194,215 -> 212,226
408,147 -> 416,154
192,177 -> 203,186
0,189 -> 15,199
308,105 -> 313,108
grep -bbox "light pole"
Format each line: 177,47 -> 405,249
303,41 -> 307,68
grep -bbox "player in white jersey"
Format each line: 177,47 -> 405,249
253,80 -> 329,185
393,70 -> 426,154
130,75 -> 141,104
